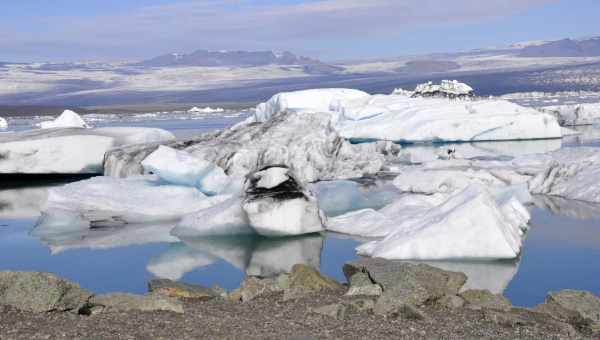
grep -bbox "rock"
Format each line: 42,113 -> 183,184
460,289 -> 512,311
287,264 -> 344,293
212,285 -> 228,298
343,258 -> 467,296
483,309 -> 535,327
345,272 -> 382,297
437,294 -> 466,309
377,302 -> 427,321
228,277 -> 284,302
148,279 -> 218,300
89,293 -> 184,314
346,285 -> 383,297
534,290 -> 600,332
0,271 -> 92,313
343,258 -> 466,316
346,298 -> 376,313
310,303 -> 349,320
242,165 -> 325,236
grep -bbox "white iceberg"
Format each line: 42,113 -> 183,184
141,145 -> 231,195
188,106 -> 225,114
242,166 -> 324,237
354,185 -> 529,260
0,127 -> 175,174
253,88 -> 370,123
39,110 -> 90,129
251,87 -> 563,143
412,80 -> 474,99
0,117 -> 7,129
540,103 -> 600,126
34,175 -> 230,233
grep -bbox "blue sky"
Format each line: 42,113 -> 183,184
1,0 -> 598,62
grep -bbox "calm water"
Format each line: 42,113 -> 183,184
1,117 -> 600,307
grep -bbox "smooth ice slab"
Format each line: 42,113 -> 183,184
34,175 -> 229,234
251,87 -> 564,143
355,186 -> 530,260
141,145 -> 230,195
0,127 -> 175,174
39,110 -> 90,129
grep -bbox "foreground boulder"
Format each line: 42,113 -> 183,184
535,290 -> 600,333
0,271 -> 92,313
148,279 -> 219,300
343,258 -> 467,316
242,165 -> 324,236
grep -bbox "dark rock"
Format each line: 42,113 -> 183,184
460,289 -> 512,311
0,271 -> 92,313
148,279 -> 218,300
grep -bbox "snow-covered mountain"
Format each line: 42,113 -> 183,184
134,50 -> 341,74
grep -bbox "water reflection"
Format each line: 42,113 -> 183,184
0,186 -> 49,219
533,195 -> 600,220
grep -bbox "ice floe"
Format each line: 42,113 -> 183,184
188,106 -> 225,114
250,87 -> 563,143
539,103 -> 600,126
354,185 -> 530,260
0,127 -> 175,174
412,80 -> 474,99
39,110 -> 89,129
141,145 -> 231,195
34,175 -> 230,233
0,117 -> 7,129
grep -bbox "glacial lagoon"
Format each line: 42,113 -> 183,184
1,114 -> 599,307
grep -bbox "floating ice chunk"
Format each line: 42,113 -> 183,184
413,80 -> 474,99
34,175 -> 229,233
0,117 -> 7,129
356,186 -> 529,260
39,110 -> 89,129
0,127 -> 175,174
253,88 -> 370,123
528,147 -> 600,203
254,166 -> 290,189
172,197 -> 253,238
141,145 -> 230,195
188,106 -> 225,114
242,165 -> 324,237
147,244 -> 217,281
539,103 -> 600,126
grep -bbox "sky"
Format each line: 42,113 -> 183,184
1,0 -> 599,62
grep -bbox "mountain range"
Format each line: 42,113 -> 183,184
519,37 -> 600,57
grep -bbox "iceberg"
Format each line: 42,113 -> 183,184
353,186 -> 529,260
242,165 -> 324,237
188,106 -> 225,114
250,87 -> 564,143
39,110 -> 90,129
412,80 -> 474,99
0,117 -> 7,129
141,145 -> 231,195
253,88 -> 370,123
34,175 -> 230,233
540,103 -> 600,126
104,110 -> 385,182
0,127 -> 175,174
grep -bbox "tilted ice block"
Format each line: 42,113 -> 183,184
242,165 -> 324,237
141,145 -> 230,195
356,185 -> 529,260
0,127 -> 175,174
34,175 -> 230,233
